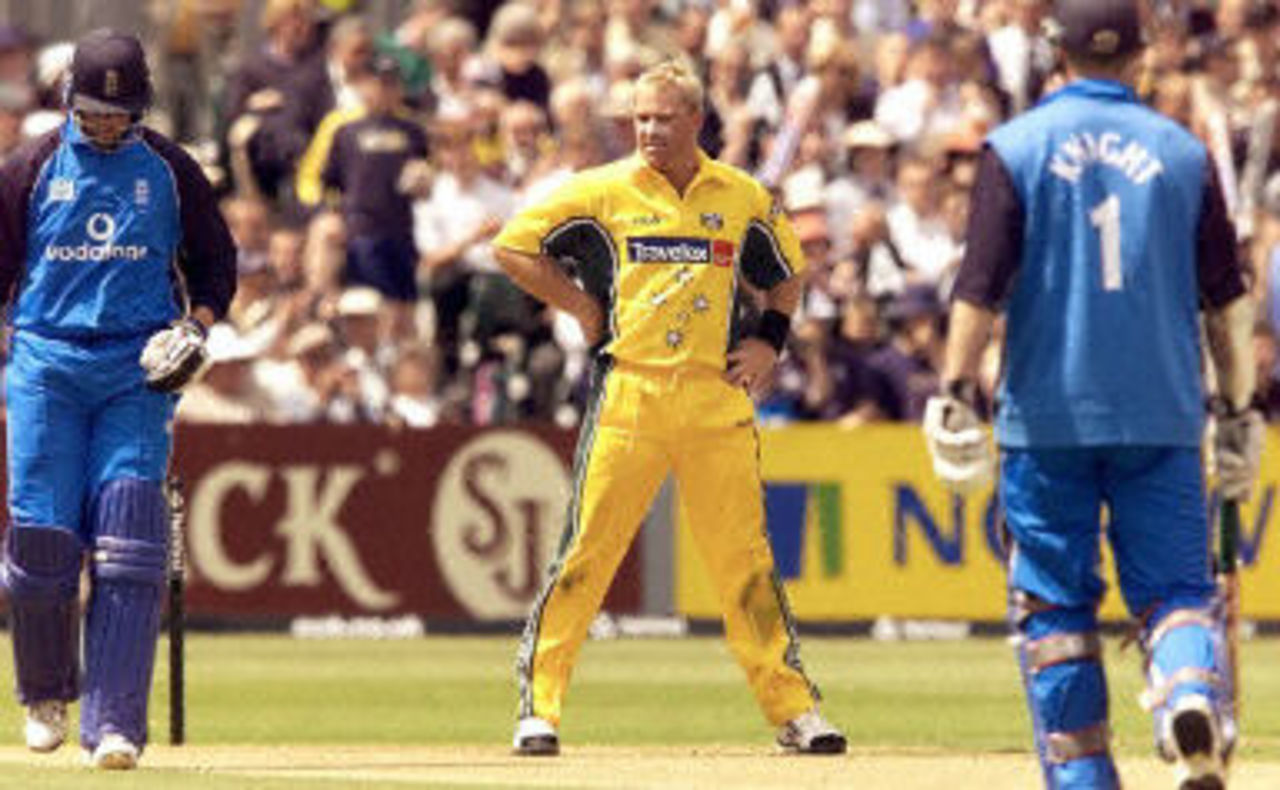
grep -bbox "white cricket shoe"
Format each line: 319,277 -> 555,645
1163,694 -> 1225,790
777,709 -> 847,755
24,700 -> 67,753
91,733 -> 139,770
512,716 -> 559,756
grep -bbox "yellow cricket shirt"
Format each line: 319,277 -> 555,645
494,152 -> 806,371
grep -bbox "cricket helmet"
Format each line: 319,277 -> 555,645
68,29 -> 152,115
1049,0 -> 1143,59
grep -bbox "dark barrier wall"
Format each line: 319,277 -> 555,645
150,424 -> 640,620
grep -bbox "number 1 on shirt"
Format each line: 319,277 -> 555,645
1090,194 -> 1123,291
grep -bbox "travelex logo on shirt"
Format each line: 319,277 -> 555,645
44,213 -> 148,262
627,236 -> 734,267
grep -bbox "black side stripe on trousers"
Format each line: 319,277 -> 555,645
751,424 -> 820,703
515,355 -> 615,718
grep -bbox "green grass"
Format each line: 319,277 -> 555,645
0,634 -> 1277,787
0,635 -> 1276,754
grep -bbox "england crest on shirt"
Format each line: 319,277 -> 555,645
49,178 -> 75,202
134,179 -> 150,206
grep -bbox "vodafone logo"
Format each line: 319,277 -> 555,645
431,432 -> 570,619
86,212 -> 116,242
45,211 -> 148,262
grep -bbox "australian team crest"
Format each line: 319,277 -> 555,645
700,212 -> 723,231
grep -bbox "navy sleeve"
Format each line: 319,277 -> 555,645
740,221 -> 792,291
0,129 -> 61,307
1196,161 -> 1247,309
952,146 -> 1025,309
142,129 -> 238,320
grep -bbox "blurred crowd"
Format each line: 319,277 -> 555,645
3,0 -> 1280,427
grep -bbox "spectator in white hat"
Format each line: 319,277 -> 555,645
258,322 -> 355,423
334,287 -> 392,420
176,324 -> 272,423
826,120 -> 897,259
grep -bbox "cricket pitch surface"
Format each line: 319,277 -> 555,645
2,745 -> 1278,789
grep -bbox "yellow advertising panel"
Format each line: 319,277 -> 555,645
676,425 -> 1279,621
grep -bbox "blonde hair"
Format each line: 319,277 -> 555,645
260,0 -> 312,31
634,60 -> 704,113
487,2 -> 543,49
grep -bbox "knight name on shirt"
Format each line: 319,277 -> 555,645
1049,131 -> 1165,185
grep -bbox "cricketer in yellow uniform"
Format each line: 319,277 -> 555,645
493,61 -> 845,757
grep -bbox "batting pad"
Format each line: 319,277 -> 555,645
81,479 -> 168,752
2,526 -> 83,703
1016,606 -> 1119,789
1143,606 -> 1225,754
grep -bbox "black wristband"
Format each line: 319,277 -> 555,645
943,378 -> 981,409
1210,393 -> 1259,418
755,309 -> 791,353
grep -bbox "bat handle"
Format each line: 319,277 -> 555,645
167,475 -> 187,746
1220,499 -> 1241,575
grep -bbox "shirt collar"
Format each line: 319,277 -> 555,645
63,116 -> 140,152
629,149 -> 727,192
1041,78 -> 1140,107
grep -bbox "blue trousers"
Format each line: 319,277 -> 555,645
1002,446 -> 1220,789
7,331 -> 173,533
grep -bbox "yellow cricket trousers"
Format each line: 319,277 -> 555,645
516,358 -> 819,727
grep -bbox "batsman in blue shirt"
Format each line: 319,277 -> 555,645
924,2 -> 1261,789
0,30 -> 236,769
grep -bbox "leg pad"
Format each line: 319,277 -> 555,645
2,526 -> 82,703
1016,604 -> 1120,789
81,480 -> 168,752
1142,606 -> 1229,759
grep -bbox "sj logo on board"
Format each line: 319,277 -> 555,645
431,431 -> 569,618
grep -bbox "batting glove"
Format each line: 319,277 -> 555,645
923,381 -> 994,495
1213,403 -> 1265,502
140,317 -> 210,393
